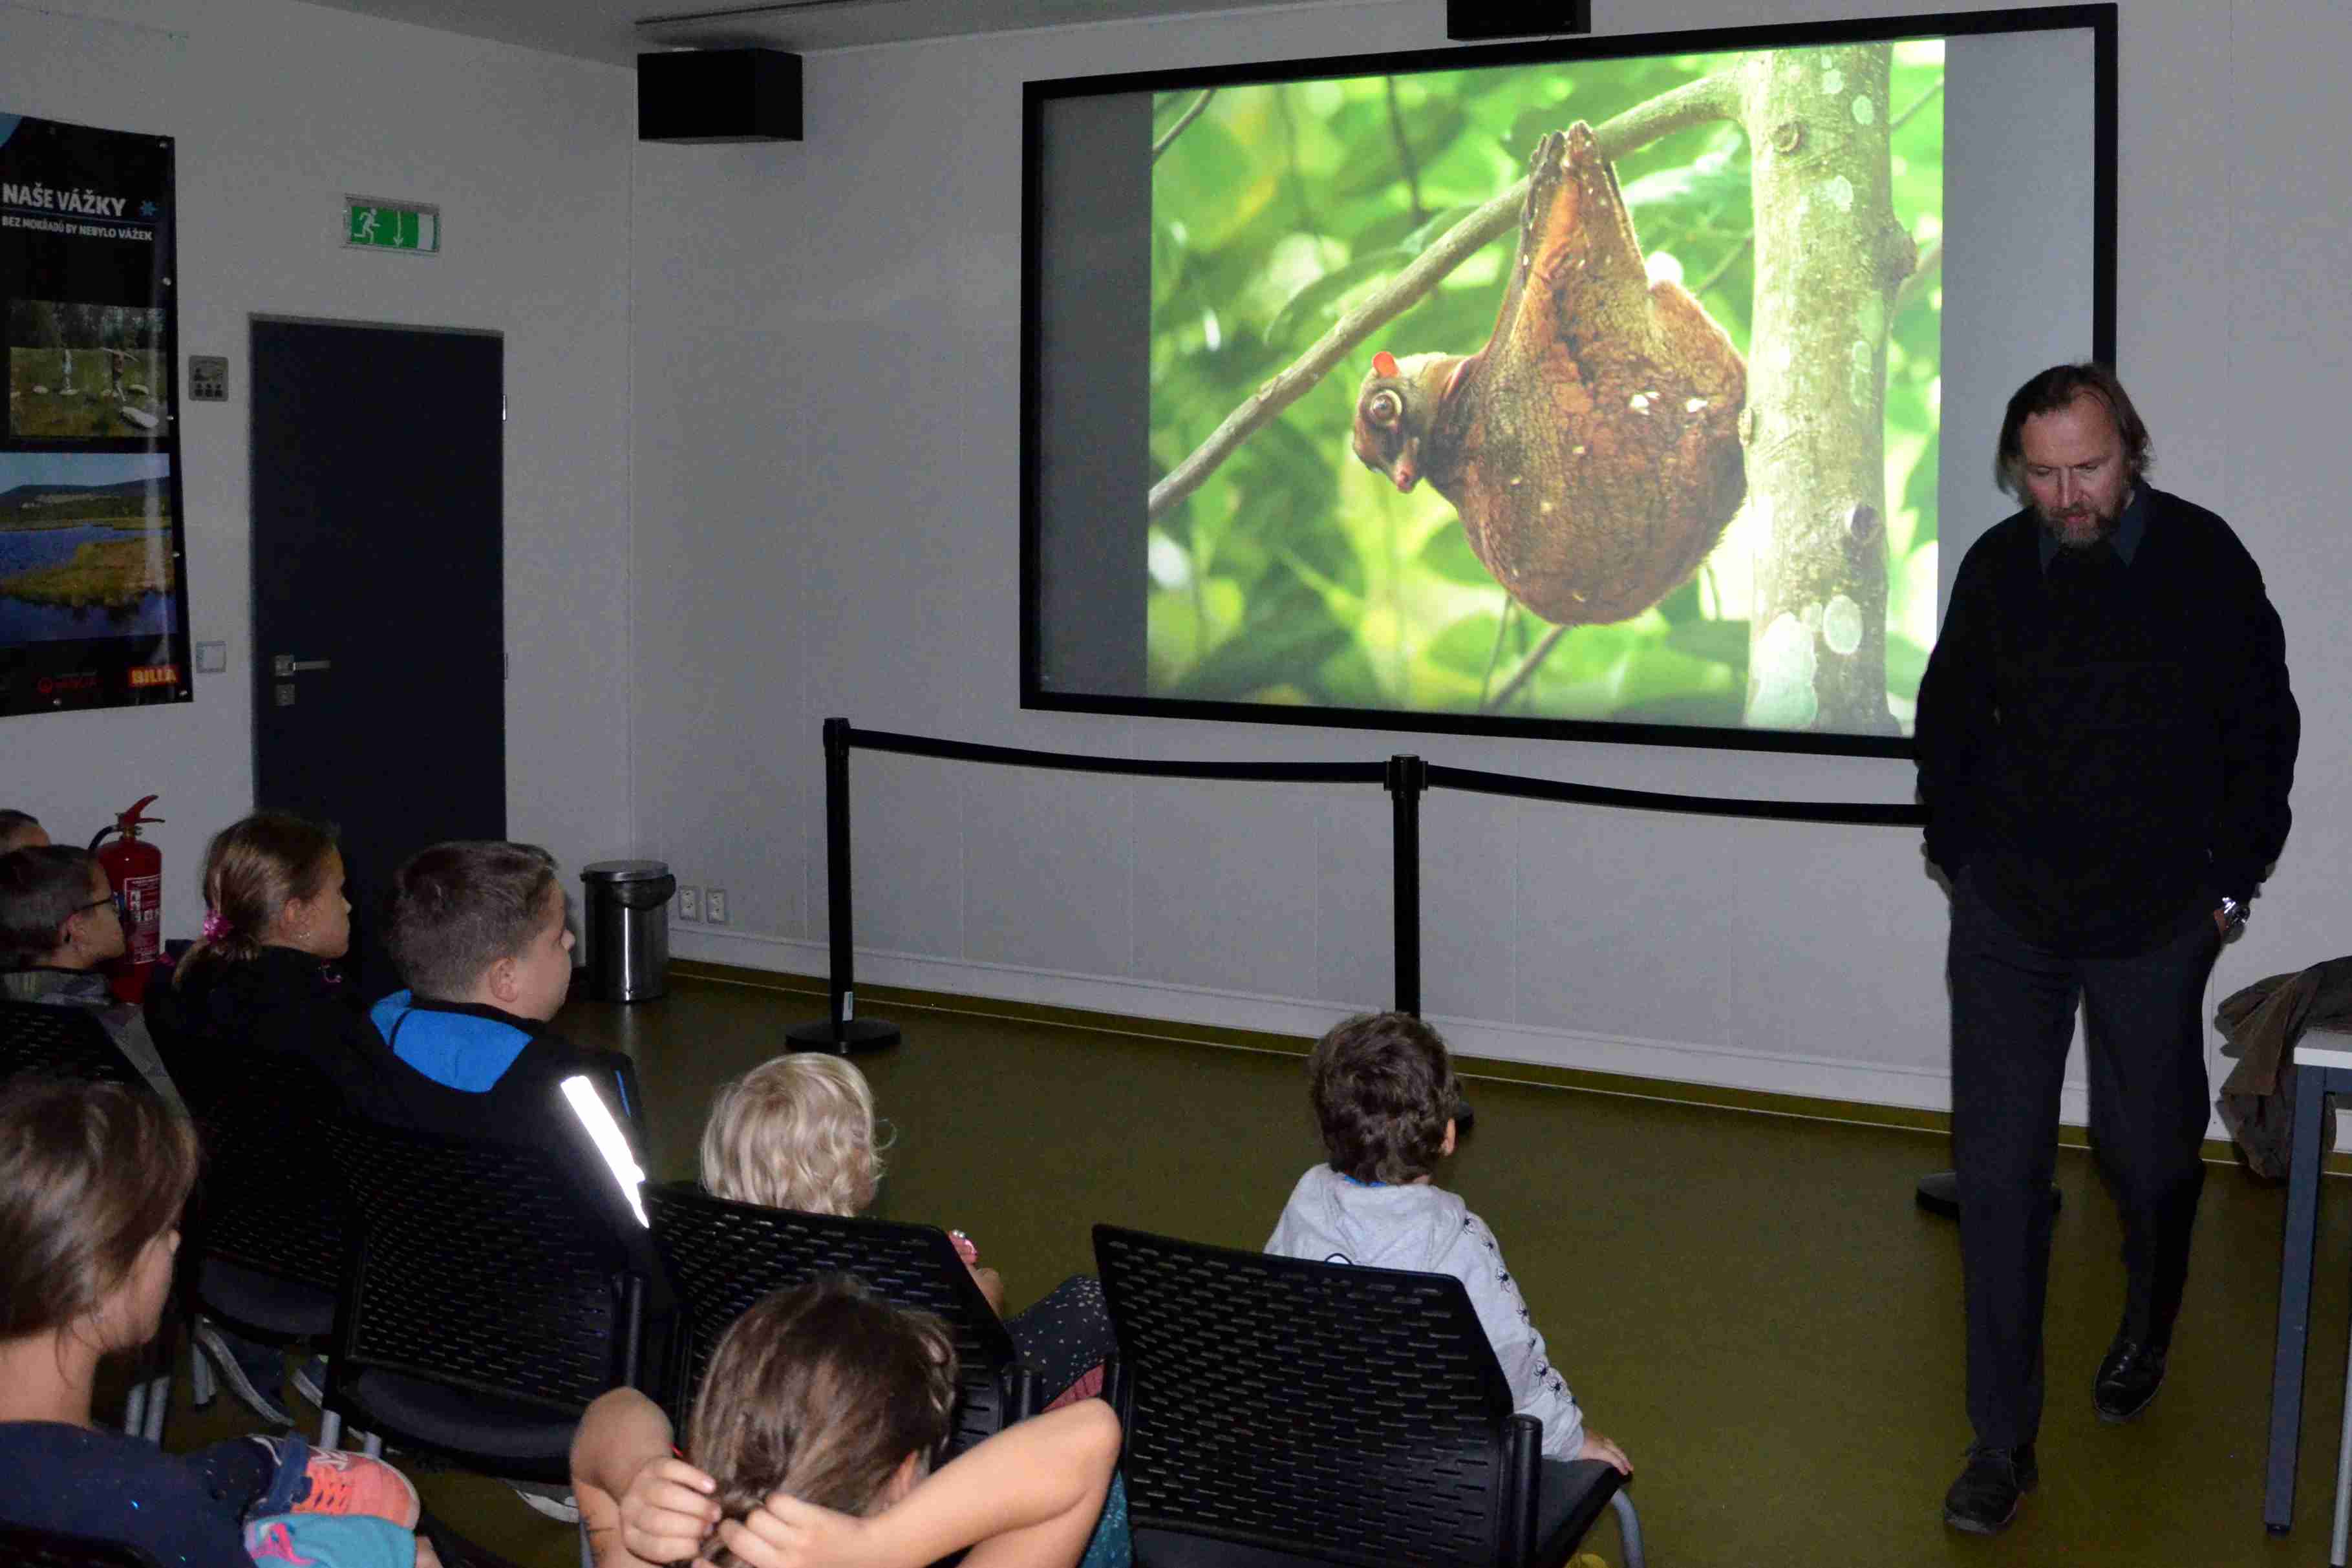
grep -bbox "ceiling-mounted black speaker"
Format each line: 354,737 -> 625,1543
1446,1 -> 1592,41
638,48 -> 802,143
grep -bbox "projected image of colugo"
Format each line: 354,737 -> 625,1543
1145,43 -> 1944,737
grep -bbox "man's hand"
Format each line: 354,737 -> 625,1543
713,1492 -> 885,1568
618,1456 -> 723,1565
1577,1429 -> 1633,1476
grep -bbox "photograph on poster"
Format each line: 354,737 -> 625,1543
6,299 -> 167,438
0,451 -> 175,644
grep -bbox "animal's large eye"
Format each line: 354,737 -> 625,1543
1366,389 -> 1403,429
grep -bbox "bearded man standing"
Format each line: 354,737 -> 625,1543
1915,364 -> 2299,1534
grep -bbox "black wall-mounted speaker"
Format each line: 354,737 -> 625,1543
1446,1 -> 1592,41
638,48 -> 803,143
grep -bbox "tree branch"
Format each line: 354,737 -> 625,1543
1151,89 -> 1216,165
1892,79 -> 1943,132
1146,73 -> 1743,524
1484,623 -> 1569,712
1384,77 -> 1424,224
1894,234 -> 1942,318
1694,233 -> 1752,301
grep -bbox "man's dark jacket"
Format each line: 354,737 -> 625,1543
1914,485 -> 2298,956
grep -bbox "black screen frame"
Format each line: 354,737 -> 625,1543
1020,3 -> 2117,760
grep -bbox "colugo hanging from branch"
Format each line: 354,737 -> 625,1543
1351,122 -> 1748,627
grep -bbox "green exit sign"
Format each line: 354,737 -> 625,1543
344,198 -> 439,255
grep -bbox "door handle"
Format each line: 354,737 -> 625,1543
272,655 -> 333,675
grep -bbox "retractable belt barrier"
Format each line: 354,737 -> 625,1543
786,716 -> 1924,1052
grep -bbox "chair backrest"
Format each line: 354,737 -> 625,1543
145,1008 -> 353,1294
1094,1224 -> 1537,1568
0,1524 -> 164,1568
328,1112 -> 652,1424
643,1181 -> 1027,1458
0,998 -> 142,1088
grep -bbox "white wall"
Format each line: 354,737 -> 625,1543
0,0 -> 637,933
630,0 -> 2352,1128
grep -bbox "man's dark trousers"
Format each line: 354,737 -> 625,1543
1949,869 -> 2219,1447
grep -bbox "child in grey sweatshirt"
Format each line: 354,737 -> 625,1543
1265,1011 -> 1629,1473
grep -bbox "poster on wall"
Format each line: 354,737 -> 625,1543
0,111 -> 189,718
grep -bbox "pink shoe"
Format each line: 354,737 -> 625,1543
288,1447 -> 422,1529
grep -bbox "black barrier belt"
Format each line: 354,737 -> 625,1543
846,726 -> 1388,787
1425,763 -> 1925,827
797,718 -> 1923,1037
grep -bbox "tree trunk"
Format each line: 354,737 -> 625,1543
1737,45 -> 1914,734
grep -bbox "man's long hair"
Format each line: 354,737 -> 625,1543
1994,362 -> 2152,500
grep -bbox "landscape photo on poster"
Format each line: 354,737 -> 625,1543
1144,42 -> 1943,736
0,451 -> 176,646
6,299 -> 167,439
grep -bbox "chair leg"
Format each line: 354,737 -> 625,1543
363,1430 -> 383,1459
142,1372 -> 171,1443
318,1409 -> 342,1450
2334,1346 -> 2352,1568
2269,1069 -> 2335,1531
578,1518 -> 595,1568
190,1330 -> 217,1409
1609,1490 -> 1644,1568
122,1379 -> 148,1439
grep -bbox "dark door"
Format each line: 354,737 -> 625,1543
250,317 -> 504,1001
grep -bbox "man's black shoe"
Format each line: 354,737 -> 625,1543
1914,1169 -> 2063,1219
2094,1331 -> 2170,1423
1943,1442 -> 2037,1534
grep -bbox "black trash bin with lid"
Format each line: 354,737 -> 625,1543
581,860 -> 678,1003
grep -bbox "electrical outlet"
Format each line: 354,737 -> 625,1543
677,885 -> 701,922
706,888 -> 729,926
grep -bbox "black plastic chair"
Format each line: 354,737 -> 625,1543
0,998 -> 178,1444
1093,1225 -> 1643,1568
643,1181 -> 1036,1459
0,1524 -> 164,1568
0,997 -> 147,1087
143,1004 -> 353,1422
317,1110 -> 657,1479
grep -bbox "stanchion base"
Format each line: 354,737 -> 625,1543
786,1017 -> 902,1055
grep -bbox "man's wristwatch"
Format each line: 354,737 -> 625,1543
2218,895 -> 2249,935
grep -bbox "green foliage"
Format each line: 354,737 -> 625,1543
1148,46 -> 1944,730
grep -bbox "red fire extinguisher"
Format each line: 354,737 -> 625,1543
90,794 -> 164,1004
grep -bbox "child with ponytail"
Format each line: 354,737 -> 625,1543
165,811 -> 383,1105
156,811 -> 391,1426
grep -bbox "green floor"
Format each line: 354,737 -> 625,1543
139,973 -> 2352,1566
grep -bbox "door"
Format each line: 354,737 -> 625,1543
250,317 -> 504,1000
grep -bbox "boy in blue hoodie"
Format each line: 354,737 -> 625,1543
370,840 -> 606,1099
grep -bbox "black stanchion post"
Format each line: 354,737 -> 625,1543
787,717 -> 901,1055
1385,754 -> 1426,1017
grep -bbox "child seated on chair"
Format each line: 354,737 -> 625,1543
164,812 -> 387,1106
370,840 -> 625,1111
570,1279 -> 1120,1568
1267,1011 -> 1630,1474
0,1076 -> 436,1568
0,844 -> 180,1108
155,812 -> 394,1431
701,1053 -> 1114,1407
